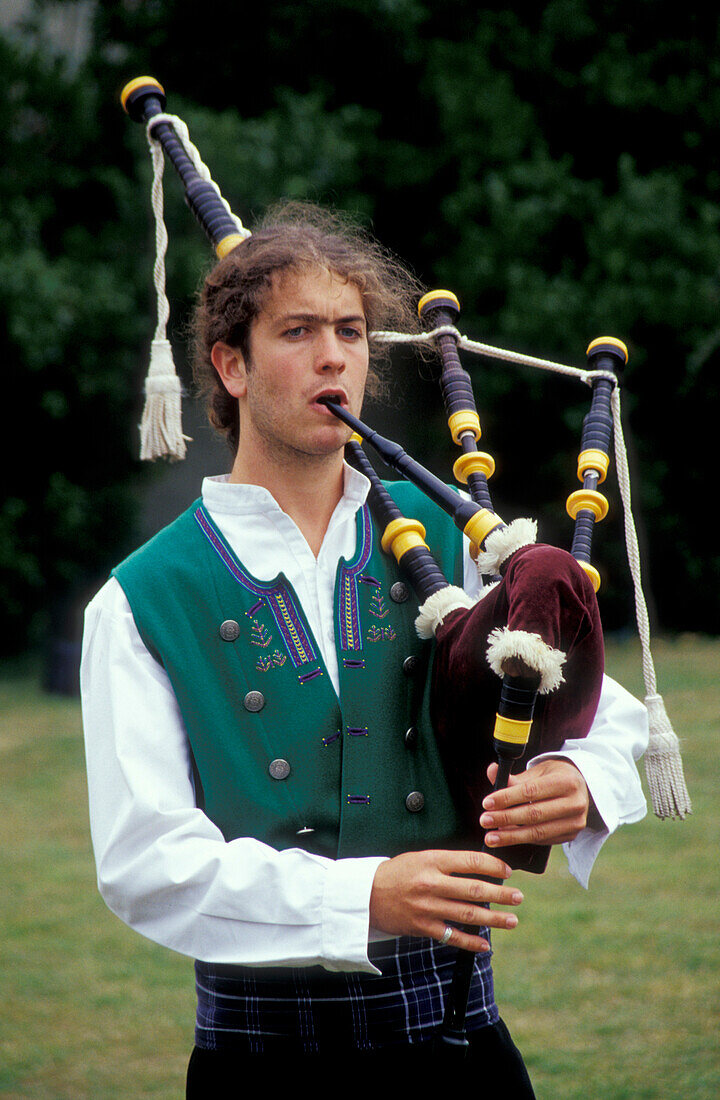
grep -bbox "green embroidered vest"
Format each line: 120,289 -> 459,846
113,481 -> 465,860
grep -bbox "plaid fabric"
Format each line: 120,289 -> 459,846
195,935 -> 498,1054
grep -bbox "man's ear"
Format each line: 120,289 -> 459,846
211,342 -> 248,399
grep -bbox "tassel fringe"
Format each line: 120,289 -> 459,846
476,517 -> 537,575
486,626 -> 566,694
415,586 -> 476,639
139,339 -> 188,461
643,693 -> 692,820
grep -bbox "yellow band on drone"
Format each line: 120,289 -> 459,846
577,448 -> 610,483
120,76 -> 165,112
463,508 -> 504,550
447,409 -> 481,445
578,561 -> 602,592
586,336 -> 629,363
453,451 -> 495,485
566,489 -> 609,522
381,517 -> 429,562
493,714 -> 533,746
216,233 -> 247,259
417,289 -> 461,317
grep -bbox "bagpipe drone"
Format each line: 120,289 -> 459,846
120,76 -> 691,1055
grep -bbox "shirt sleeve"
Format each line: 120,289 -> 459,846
528,674 -> 648,888
80,578 -> 387,974
463,543 -> 648,889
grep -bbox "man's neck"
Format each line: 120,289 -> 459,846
228,445 -> 345,557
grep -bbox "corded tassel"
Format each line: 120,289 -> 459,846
643,693 -> 692,820
139,338 -> 188,461
138,114 -> 187,461
609,386 -> 692,820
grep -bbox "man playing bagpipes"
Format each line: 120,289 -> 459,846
80,198 -> 650,1094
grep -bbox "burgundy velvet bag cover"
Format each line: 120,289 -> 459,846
431,543 -> 605,873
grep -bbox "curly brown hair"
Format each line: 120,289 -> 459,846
190,201 -> 423,452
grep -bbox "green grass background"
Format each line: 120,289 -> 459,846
1,636 -> 718,1098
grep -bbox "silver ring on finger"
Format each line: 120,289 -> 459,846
439,925 -> 453,946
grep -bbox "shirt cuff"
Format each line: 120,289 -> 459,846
321,856 -> 390,974
528,747 -> 647,889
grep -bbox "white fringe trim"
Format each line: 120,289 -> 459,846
139,339 -> 188,461
643,693 -> 692,820
415,586 -> 475,639
486,626 -> 566,694
476,517 -> 537,575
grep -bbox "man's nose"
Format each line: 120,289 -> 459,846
315,330 -> 345,371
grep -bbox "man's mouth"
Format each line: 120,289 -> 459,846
313,390 -> 348,410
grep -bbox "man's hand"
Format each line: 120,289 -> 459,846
369,849 -> 523,953
480,759 -> 591,848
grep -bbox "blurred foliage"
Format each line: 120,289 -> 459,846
2,0 -> 720,660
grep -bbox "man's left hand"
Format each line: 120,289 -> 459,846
479,760 -> 591,847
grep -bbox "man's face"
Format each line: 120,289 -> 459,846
237,266 -> 369,463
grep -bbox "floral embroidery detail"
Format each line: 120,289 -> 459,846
255,649 -> 287,673
368,592 -> 389,619
250,621 -> 272,648
367,624 -> 398,643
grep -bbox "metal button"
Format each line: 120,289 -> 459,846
269,758 -> 290,780
405,791 -> 425,813
390,582 -> 409,603
219,619 -> 240,642
404,726 -> 418,748
402,655 -> 419,676
243,690 -> 265,712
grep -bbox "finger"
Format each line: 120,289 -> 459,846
480,793 -> 581,832
433,848 -> 514,882
483,775 -> 567,812
434,925 -> 492,953
435,899 -> 521,932
483,806 -> 588,847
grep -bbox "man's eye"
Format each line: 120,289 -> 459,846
284,326 -> 306,338
339,326 -> 363,339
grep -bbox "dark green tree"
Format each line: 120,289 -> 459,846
4,0 -> 720,674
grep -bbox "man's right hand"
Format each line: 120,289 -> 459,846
368,849 -> 524,953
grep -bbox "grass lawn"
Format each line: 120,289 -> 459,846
1,636 -> 718,1098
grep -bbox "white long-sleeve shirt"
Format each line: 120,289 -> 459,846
81,468 -> 648,975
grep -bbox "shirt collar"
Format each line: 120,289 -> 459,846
201,462 -> 370,518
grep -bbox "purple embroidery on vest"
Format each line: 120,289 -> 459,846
322,731 -> 341,746
298,668 -> 323,685
246,599 -> 264,617
337,505 -> 373,653
358,574 -> 381,587
346,794 -> 371,805
256,650 -> 287,673
343,658 -> 366,670
195,507 -> 317,670
347,726 -> 369,737
250,621 -> 272,648
368,592 -> 389,619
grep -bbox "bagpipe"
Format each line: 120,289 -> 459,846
120,76 -> 691,1054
